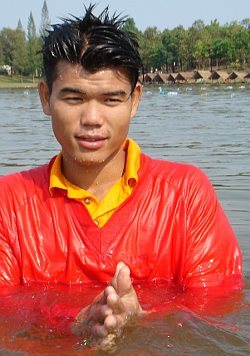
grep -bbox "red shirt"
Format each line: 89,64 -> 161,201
0,153 -> 243,290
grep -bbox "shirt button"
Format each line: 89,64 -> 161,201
84,198 -> 91,204
94,219 -> 99,226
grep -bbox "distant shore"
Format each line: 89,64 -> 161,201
0,75 -> 39,89
1,70 -> 250,89
142,69 -> 250,85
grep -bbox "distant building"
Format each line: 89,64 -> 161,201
193,70 -> 211,83
174,71 -> 194,84
153,73 -> 168,84
143,73 -> 155,84
244,72 -> 250,83
166,73 -> 178,84
142,70 -> 249,85
0,65 -> 11,75
226,71 -> 247,83
210,70 -> 229,83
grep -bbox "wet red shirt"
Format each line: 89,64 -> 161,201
0,153 -> 243,290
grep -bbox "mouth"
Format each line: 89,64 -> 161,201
75,135 -> 107,150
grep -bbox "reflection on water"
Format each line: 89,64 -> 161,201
0,85 -> 249,354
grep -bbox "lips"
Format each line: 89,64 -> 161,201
75,135 -> 107,150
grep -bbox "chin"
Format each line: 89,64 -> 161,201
76,156 -> 106,167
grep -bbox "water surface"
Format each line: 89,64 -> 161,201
0,85 -> 249,354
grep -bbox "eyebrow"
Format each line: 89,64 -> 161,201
59,87 -> 128,97
103,90 -> 127,97
59,87 -> 85,95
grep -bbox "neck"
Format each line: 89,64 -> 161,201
61,148 -> 126,200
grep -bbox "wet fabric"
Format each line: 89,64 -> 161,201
0,153 -> 243,288
49,139 -> 140,227
0,152 -> 243,331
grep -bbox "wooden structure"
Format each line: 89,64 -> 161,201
243,72 -> 250,83
153,73 -> 168,84
174,71 -> 194,84
226,71 -> 247,83
143,73 -> 155,84
193,70 -> 211,83
166,73 -> 178,83
210,70 -> 229,83
142,70 -> 249,85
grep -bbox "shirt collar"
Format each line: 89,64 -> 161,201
49,138 -> 141,195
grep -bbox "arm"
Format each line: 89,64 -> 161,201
182,167 -> 243,292
0,229 -> 81,336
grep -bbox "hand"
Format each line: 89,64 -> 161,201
72,262 -> 144,343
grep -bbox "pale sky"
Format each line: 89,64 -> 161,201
0,0 -> 249,32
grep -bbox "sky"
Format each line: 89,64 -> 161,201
0,0 -> 249,32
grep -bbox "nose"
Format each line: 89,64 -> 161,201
80,100 -> 103,127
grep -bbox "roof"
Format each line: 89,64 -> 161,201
228,71 -> 247,79
143,73 -> 156,84
210,70 -> 229,80
166,73 -> 178,82
175,71 -> 194,82
153,73 -> 168,84
193,70 -> 211,80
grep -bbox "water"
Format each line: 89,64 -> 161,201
0,85 -> 249,354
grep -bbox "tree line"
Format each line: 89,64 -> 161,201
0,0 -> 250,79
123,18 -> 250,73
0,0 -> 49,79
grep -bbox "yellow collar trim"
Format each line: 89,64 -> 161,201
49,138 -> 140,197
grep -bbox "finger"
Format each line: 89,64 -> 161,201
104,314 -> 118,332
100,304 -> 113,319
112,262 -> 127,289
104,285 -> 116,297
92,323 -> 109,338
116,264 -> 132,297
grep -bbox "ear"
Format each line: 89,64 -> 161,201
38,80 -> 51,116
130,82 -> 143,119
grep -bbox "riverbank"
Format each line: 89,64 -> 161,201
142,69 -> 250,85
0,75 -> 38,89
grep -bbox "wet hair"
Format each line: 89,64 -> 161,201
41,3 -> 143,92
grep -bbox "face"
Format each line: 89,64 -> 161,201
39,61 -> 142,172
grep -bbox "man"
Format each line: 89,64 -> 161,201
0,4 -> 243,344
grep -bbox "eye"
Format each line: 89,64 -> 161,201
105,97 -> 123,106
64,96 -> 83,104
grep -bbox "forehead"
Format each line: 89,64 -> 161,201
53,61 -> 131,89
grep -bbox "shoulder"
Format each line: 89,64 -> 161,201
0,162 -> 51,209
140,153 -> 217,213
141,153 -> 212,191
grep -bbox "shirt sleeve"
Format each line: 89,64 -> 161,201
0,223 -> 21,286
182,167 -> 243,293
0,219 -> 80,335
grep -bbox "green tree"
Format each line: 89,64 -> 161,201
17,19 -> 24,32
0,27 -> 28,75
140,26 -> 161,72
188,21 -> 212,69
161,29 -> 175,72
211,38 -> 235,67
171,26 -> 189,71
150,44 -> 168,72
0,29 -> 18,70
241,18 -> 250,30
27,12 -> 40,79
0,37 -> 3,65
12,28 -> 28,76
40,0 -> 50,37
232,26 -> 250,65
122,17 -> 140,35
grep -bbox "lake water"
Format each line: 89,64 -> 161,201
0,84 -> 249,354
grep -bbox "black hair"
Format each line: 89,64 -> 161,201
41,3 -> 144,92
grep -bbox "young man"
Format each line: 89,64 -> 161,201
0,4 -> 243,343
